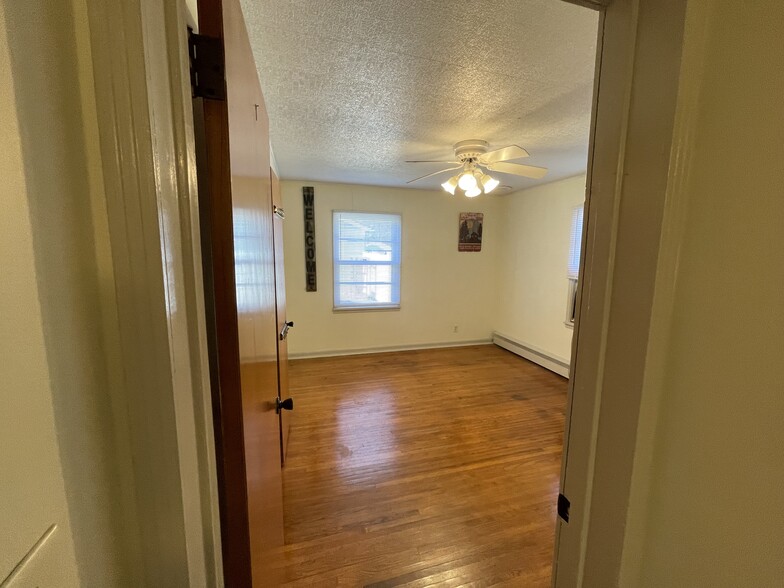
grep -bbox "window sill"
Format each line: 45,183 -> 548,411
333,305 -> 401,313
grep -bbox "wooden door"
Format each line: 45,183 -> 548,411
271,170 -> 293,463
196,0 -> 284,585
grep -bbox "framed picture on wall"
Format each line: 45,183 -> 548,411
458,212 -> 483,252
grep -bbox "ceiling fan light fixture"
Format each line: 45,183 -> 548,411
441,176 -> 458,195
407,140 -> 549,197
457,171 -> 478,191
481,174 -> 500,194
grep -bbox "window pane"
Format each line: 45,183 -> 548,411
568,205 -> 584,278
334,211 -> 401,308
338,239 -> 394,262
338,263 -> 392,284
337,239 -> 367,260
339,283 -> 393,306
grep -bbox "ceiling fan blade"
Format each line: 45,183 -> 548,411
406,165 -> 462,184
478,145 -> 529,164
405,160 -> 460,164
487,161 -> 548,179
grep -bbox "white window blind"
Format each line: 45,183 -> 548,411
333,211 -> 401,309
568,205 -> 584,279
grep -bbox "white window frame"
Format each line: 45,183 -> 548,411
566,277 -> 579,328
332,210 -> 402,311
566,204 -> 584,328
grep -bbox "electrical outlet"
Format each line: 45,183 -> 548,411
453,325 -> 459,333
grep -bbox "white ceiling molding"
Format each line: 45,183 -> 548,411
240,0 -> 599,192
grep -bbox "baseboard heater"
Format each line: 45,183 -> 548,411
492,332 -> 570,378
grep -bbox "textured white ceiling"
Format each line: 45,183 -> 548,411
239,0 -> 598,192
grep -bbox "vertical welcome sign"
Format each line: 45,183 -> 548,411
303,187 -> 317,291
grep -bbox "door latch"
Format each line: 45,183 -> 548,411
279,320 -> 294,341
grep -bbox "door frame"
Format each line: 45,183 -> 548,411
84,0 -> 222,584
555,0 -> 695,585
79,0 -> 699,583
270,169 -> 293,464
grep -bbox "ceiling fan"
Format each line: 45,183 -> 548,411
406,139 -> 548,197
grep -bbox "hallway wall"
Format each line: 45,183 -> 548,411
0,0 -> 138,584
623,0 -> 784,585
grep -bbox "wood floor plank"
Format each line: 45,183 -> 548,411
276,345 -> 566,587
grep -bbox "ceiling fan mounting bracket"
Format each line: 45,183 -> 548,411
453,139 -> 489,163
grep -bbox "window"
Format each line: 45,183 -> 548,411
333,211 -> 401,310
566,204 -> 584,326
233,208 -> 267,313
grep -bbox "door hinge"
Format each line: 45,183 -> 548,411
557,492 -> 570,523
188,29 -> 226,100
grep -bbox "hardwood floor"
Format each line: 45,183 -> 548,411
275,345 -> 567,587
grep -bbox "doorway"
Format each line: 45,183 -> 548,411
31,0 -> 702,583
224,1 -> 601,586
190,0 -> 688,585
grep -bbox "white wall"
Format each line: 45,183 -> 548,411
281,178 -> 585,362
2,0 -> 219,584
0,0 -> 137,584
0,5 -> 80,585
622,0 -> 784,585
494,175 -> 585,364
281,181 -> 502,357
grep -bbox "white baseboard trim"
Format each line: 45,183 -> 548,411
289,339 -> 493,360
492,332 -> 571,378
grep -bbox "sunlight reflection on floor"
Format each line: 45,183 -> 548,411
336,386 -> 397,475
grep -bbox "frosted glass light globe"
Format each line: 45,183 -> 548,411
481,175 -> 500,193
441,176 -> 458,195
458,171 -> 478,191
